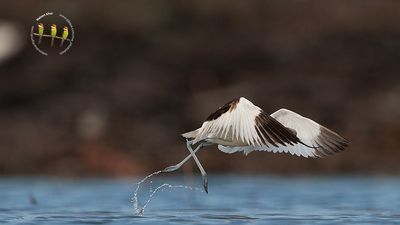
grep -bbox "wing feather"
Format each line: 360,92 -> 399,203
191,98 -> 299,147
218,108 -> 348,157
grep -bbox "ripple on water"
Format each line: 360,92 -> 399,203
201,214 -> 257,220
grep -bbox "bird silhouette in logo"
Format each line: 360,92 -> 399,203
60,26 -> 69,47
50,24 -> 57,47
37,23 -> 44,44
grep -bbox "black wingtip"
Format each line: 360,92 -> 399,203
205,98 -> 240,121
305,126 -> 349,157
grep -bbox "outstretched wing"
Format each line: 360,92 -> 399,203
189,97 -> 300,148
218,108 -> 348,158
269,108 -> 348,157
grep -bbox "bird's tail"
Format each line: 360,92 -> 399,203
181,128 -> 200,139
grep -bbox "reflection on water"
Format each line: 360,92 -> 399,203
0,176 -> 400,225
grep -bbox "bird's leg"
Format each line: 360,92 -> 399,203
162,143 -> 204,173
185,140 -> 208,194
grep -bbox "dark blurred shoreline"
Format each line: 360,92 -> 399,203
0,1 -> 399,176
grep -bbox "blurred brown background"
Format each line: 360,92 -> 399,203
0,1 -> 399,176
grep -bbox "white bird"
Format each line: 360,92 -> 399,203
163,97 -> 348,193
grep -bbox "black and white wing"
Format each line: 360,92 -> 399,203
268,108 -> 348,157
219,108 -> 348,157
182,97 -> 301,148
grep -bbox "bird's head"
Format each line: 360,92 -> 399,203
38,23 -> 44,28
51,24 -> 57,29
63,26 -> 68,32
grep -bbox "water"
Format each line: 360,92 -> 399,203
1,176 -> 400,224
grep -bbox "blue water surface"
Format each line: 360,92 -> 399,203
1,175 -> 399,224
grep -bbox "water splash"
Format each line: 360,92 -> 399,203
132,170 -> 202,215
139,184 -> 197,215
132,170 -> 163,214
